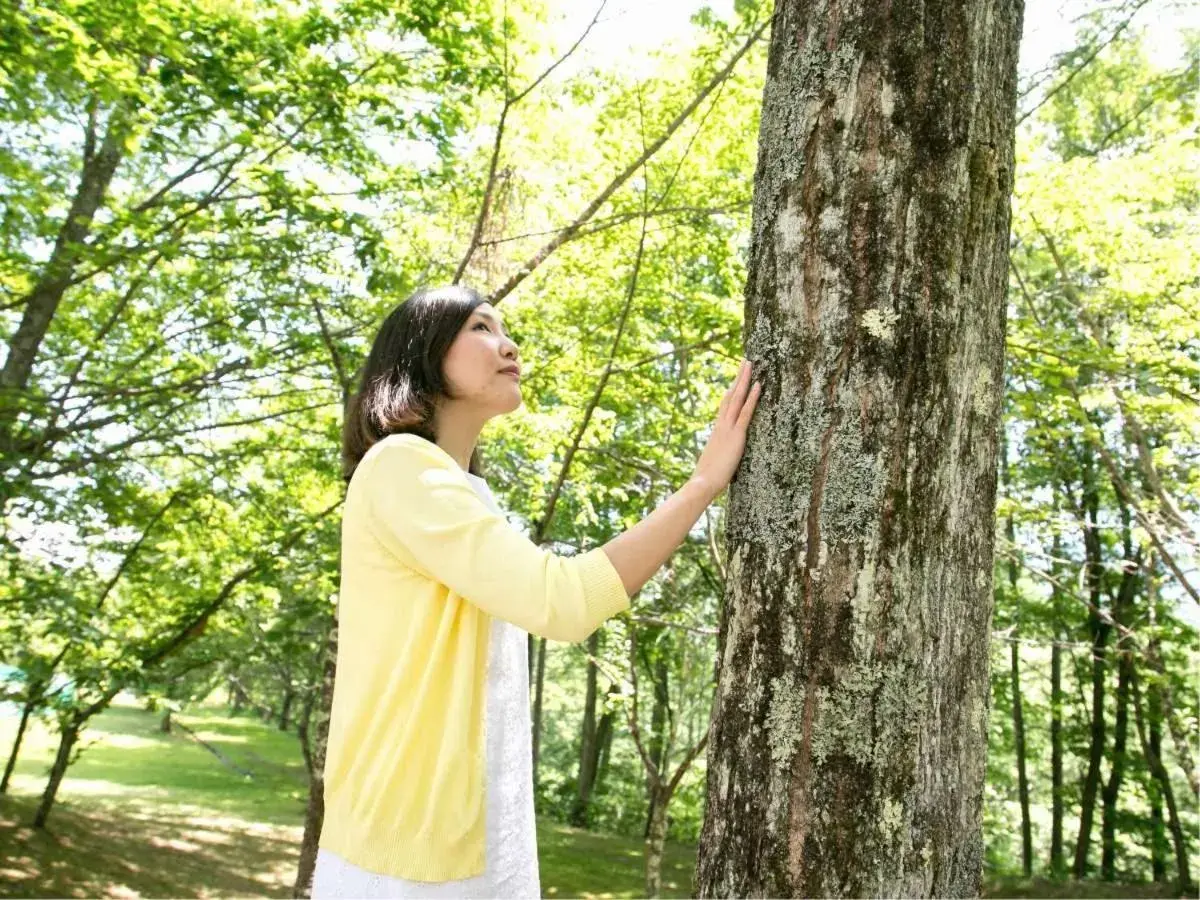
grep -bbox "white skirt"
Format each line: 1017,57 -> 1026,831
311,844 -> 539,899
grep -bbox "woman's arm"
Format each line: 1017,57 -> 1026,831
601,358 -> 761,598
600,475 -> 718,598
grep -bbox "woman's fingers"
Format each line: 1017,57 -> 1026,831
736,381 -> 762,429
722,360 -> 749,422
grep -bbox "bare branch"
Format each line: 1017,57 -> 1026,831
488,17 -> 770,305
454,2 -> 608,282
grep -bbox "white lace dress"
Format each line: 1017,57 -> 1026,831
311,472 -> 541,899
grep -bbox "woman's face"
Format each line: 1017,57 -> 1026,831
440,302 -> 522,417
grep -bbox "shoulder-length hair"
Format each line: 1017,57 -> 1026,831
341,285 -> 488,482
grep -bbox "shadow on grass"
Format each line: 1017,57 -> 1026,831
0,793 -> 300,899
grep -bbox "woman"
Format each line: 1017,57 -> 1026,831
311,284 -> 761,898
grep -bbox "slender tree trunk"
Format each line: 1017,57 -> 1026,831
279,683 -> 295,732
1,692 -> 40,794
594,687 -> 618,795
1131,666 -> 1193,894
570,632 -> 601,827
531,635 -> 547,790
33,718 -> 80,828
298,688 -> 316,756
644,652 -> 670,839
645,784 -> 671,899
1010,640 -> 1033,877
1049,527 -> 1066,877
696,0 -> 1022,894
1148,676 -> 1166,882
528,633 -> 536,687
1073,619 -> 1108,879
1049,636 -> 1065,866
1074,465 -> 1108,879
294,621 -> 338,898
1004,491 -> 1031,878
231,679 -> 248,715
1145,568 -> 1167,882
1100,540 -> 1138,882
1099,646 -> 1130,880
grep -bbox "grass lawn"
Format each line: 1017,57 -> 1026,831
0,697 -> 1187,898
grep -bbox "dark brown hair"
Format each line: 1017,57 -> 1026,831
341,285 -> 489,482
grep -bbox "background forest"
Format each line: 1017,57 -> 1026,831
0,0 -> 1196,897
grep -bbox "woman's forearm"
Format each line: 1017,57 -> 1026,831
600,475 -> 720,599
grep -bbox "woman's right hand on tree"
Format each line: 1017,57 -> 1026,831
693,358 -> 762,496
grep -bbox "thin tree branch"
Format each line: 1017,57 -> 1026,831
488,16 -> 771,305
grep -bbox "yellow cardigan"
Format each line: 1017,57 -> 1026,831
318,432 -> 631,881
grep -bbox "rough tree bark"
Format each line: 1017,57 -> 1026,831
696,1 -> 1022,895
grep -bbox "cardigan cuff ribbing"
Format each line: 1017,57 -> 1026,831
577,546 -> 632,634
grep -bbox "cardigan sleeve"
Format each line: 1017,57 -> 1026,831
362,434 -> 630,642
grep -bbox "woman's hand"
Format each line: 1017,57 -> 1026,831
692,358 -> 762,496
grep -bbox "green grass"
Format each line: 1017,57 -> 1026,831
0,697 -> 1189,898
0,696 -> 693,898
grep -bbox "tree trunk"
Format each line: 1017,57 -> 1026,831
1010,640 -> 1032,877
33,718 -> 80,828
570,631 -> 601,827
1049,528 -> 1066,878
1148,674 -> 1166,883
1131,666 -> 1193,894
294,620 -> 338,898
1,691 -> 39,794
1099,641 -> 1131,881
645,785 -> 671,899
1100,541 -> 1138,882
644,651 -> 671,839
696,1 -> 1021,895
1049,633 -> 1066,876
160,708 -> 172,733
297,684 -> 318,771
1073,460 -> 1108,880
594,688 -> 618,795
231,679 -> 248,715
1003,490 -> 1031,878
279,683 -> 295,732
528,633 -> 536,686
531,635 -> 547,791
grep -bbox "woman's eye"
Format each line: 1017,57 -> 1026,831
474,323 -> 490,332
